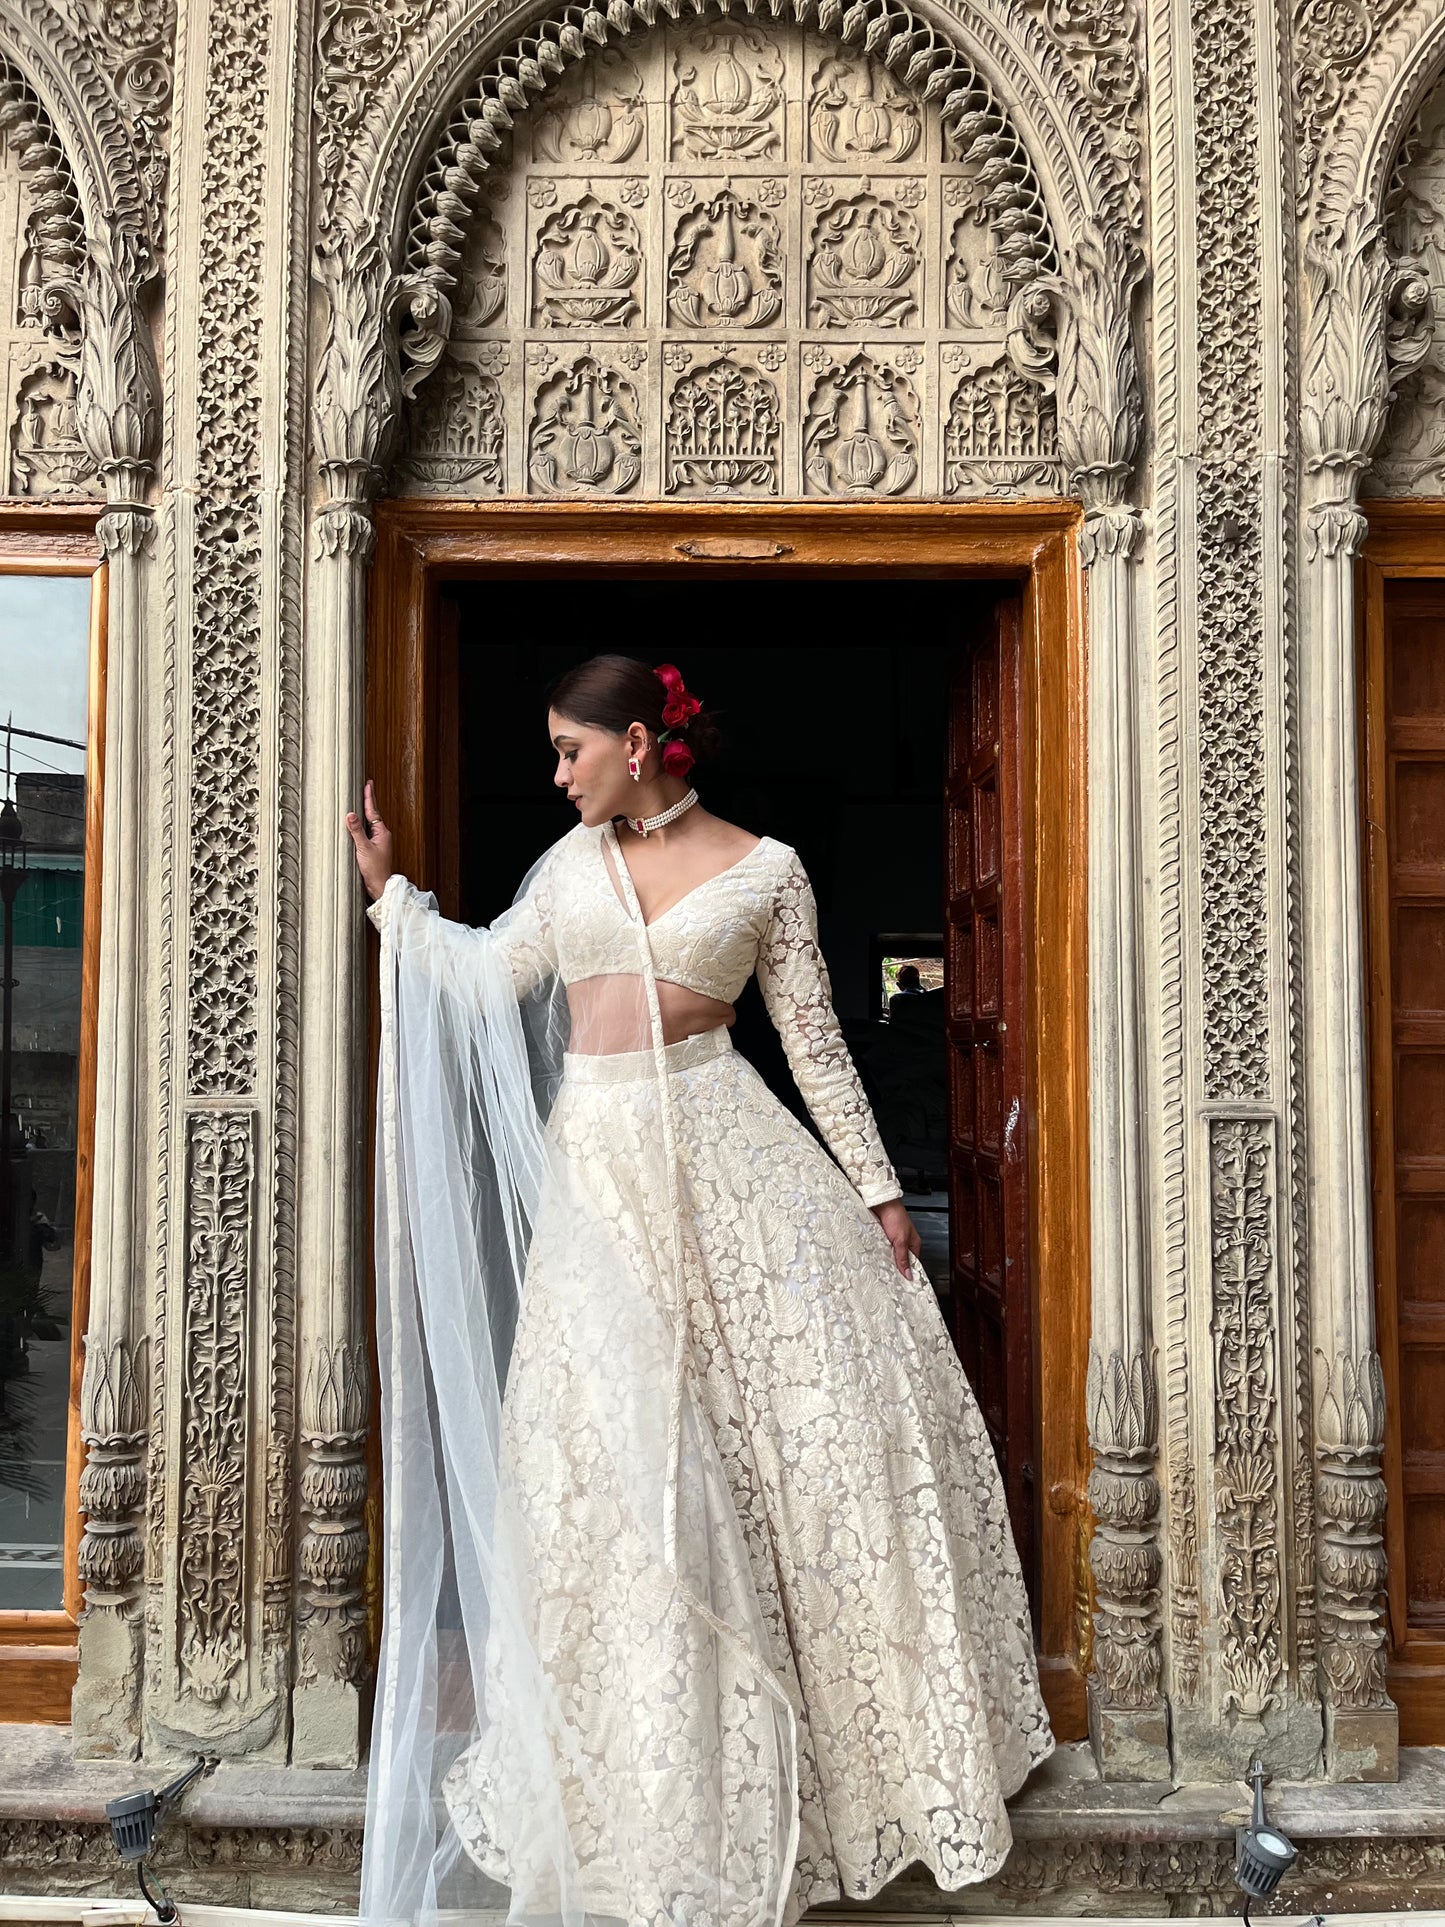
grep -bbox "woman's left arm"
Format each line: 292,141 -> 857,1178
756,856 -> 921,1277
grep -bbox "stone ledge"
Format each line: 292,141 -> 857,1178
10,1734 -> 1445,1916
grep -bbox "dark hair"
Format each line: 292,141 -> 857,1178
547,653 -> 722,765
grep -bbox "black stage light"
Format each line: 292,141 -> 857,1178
1233,1756 -> 1298,1923
104,1758 -> 211,1923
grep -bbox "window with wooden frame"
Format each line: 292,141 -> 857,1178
0,507 -> 105,1721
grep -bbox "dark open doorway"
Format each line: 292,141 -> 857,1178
437,574 -> 1038,1608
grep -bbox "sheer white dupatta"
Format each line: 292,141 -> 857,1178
364,829 -> 799,1927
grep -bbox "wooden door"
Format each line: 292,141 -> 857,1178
1366,573 -> 1445,1737
944,588 -> 1036,1605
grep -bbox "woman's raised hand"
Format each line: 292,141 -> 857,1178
345,779 -> 394,902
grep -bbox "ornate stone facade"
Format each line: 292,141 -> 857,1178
5,0 -> 1445,1890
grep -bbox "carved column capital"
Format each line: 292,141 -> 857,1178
315,504 -> 377,564
1306,501 -> 1369,561
1302,202 -> 1433,495
56,225 -> 160,506
1081,505 -> 1143,567
97,507 -> 156,558
1011,224 -> 1144,513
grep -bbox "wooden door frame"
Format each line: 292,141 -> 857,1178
367,497 -> 1092,1737
1360,501 -> 1445,1740
0,504 -> 107,1722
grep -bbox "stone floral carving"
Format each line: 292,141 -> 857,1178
1087,1347 -> 1162,1711
394,2 -> 1061,394
665,354 -> 780,493
945,185 -> 1014,329
528,354 -> 642,493
666,188 -> 782,329
77,1336 -> 149,1606
943,359 -> 1061,496
1315,1350 -> 1390,1710
669,24 -> 784,162
75,0 -> 176,213
534,50 -> 646,165
1211,1118 -> 1284,1720
1307,200 -> 1432,494
399,356 -> 504,489
298,1342 -> 372,1693
1294,0 -> 1407,197
314,0 -> 441,197
454,209 -> 506,332
802,351 -> 919,495
532,195 -> 642,329
807,54 -> 920,164
9,361 -> 96,493
807,189 -> 921,329
178,1112 -> 255,1704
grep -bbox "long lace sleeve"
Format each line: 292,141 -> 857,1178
755,854 -> 902,1209
366,870 -> 557,999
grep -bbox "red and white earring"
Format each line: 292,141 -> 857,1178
628,753 -> 642,782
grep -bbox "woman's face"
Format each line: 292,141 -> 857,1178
548,708 -> 642,827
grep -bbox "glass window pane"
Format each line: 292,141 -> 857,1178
0,572 -> 91,1611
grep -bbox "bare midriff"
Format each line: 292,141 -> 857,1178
565,974 -> 736,1053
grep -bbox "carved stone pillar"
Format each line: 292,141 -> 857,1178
1030,227 -> 1168,1778
144,0 -> 309,1759
1081,498 -> 1166,1779
63,229 -> 160,1757
1297,204 -> 1431,1780
290,220 -> 401,1765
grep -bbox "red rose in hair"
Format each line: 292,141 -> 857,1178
661,739 -> 695,777
653,663 -> 686,697
661,688 -> 701,728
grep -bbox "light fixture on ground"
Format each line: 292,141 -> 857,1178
104,1758 -> 211,1923
1233,1756 -> 1298,1922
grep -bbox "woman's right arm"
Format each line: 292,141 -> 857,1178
344,782 -> 557,998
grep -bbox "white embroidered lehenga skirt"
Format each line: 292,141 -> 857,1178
443,1024 -> 1053,1924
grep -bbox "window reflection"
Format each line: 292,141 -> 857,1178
0,573 -> 91,1611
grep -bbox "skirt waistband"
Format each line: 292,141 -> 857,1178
562,1024 -> 734,1085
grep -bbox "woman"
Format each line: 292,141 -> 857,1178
346,655 -> 1051,1927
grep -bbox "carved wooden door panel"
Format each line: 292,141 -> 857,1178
945,588 -> 1036,1602
1366,575 -> 1445,1739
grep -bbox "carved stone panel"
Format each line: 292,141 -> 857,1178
807,53 -> 920,165
527,351 -> 644,494
532,194 -> 644,330
665,350 -> 780,494
806,182 -> 922,330
0,101 -> 98,498
392,24 -> 1061,500
667,186 -> 783,329
1372,79 -> 1445,495
669,24 -> 785,163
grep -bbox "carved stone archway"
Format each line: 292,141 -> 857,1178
306,0 -> 1164,1778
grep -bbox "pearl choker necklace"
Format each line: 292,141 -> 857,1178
626,788 -> 699,837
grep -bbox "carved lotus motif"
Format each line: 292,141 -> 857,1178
670,26 -> 784,162
667,189 -> 783,329
807,194 -> 921,329
803,352 -> 919,496
532,196 -> 642,329
528,355 -> 643,494
533,51 -> 646,165
808,56 -> 920,164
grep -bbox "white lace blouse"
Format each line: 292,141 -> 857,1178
369,821 -> 903,1209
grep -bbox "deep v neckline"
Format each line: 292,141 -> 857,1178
602,820 -> 770,930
